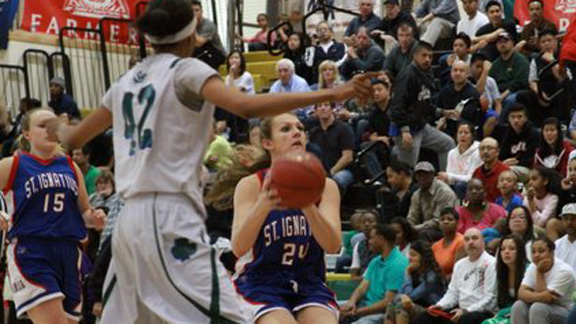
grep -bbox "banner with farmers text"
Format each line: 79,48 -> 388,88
21,0 -> 147,44
514,0 -> 576,32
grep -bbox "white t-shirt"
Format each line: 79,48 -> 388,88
522,258 -> 576,308
101,54 -> 218,207
555,236 -> 576,273
225,71 -> 255,95
437,251 -> 497,312
457,12 -> 489,38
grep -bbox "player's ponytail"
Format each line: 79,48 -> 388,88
205,116 -> 283,210
17,107 -> 54,153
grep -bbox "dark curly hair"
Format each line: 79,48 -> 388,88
410,240 -> 445,284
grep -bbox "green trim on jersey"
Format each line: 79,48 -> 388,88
152,195 -> 240,324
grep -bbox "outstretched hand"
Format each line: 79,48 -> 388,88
335,71 -> 383,103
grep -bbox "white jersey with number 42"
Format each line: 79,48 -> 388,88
101,54 -> 218,208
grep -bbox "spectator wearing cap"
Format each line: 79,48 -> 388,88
457,0 -> 489,39
383,22 -> 418,78
340,27 -> 385,80
555,203 -> 576,272
519,0 -> 557,56
474,1 -> 517,62
517,29 -> 569,126
371,0 -> 418,50
389,42 -> 455,170
343,0 -> 381,42
407,161 -> 458,240
414,0 -> 460,47
472,137 -> 510,202
489,32 -> 529,125
48,76 -> 81,121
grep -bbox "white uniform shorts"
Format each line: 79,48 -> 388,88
100,193 -> 253,324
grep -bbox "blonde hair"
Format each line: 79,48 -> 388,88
205,114 -> 297,210
317,60 -> 340,89
18,107 -> 55,152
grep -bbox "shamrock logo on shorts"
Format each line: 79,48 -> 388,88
171,238 -> 197,262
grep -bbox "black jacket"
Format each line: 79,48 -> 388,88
499,122 -> 540,167
389,62 -> 436,132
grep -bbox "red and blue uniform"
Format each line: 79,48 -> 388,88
3,153 -> 86,320
234,170 -> 337,320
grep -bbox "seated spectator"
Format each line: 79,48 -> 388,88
371,0 -> 418,50
340,27 -> 385,80
383,23 -> 417,78
438,34 -> 474,87
473,137 -> 511,202
204,123 -> 233,171
559,157 -> 576,215
474,1 -> 517,62
499,104 -> 539,182
555,203 -> 576,272
436,60 -> 482,137
415,228 -> 496,324
524,167 -> 561,240
313,21 -> 346,70
517,30 -> 569,125
313,60 -> 342,91
469,55 -> 501,137
432,207 -> 466,280
72,146 -> 101,196
407,162 -> 458,241
283,33 -> 315,84
1,98 -> 41,157
482,234 -> 529,323
389,42 -> 456,170
224,50 -> 255,94
336,211 -> 365,273
534,118 -> 573,177
457,179 -> 507,233
500,206 -> 537,261
385,160 -> 419,219
360,79 -> 392,180
308,102 -> 355,194
438,122 -> 483,199
48,76 -> 81,121
269,58 -> 311,119
89,171 -> 124,252
237,13 -> 275,51
511,237 -> 576,324
341,224 -> 409,324
457,0 -> 489,38
391,217 -> 419,257
343,0 -> 382,42
350,210 -> 379,279
495,170 -> 523,214
385,240 -> 447,324
414,0 -> 460,47
489,33 -> 530,124
519,0 -> 557,56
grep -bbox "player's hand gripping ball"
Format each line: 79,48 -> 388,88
270,152 -> 326,208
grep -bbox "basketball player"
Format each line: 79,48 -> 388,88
233,114 -> 341,324
0,108 -> 105,324
46,0 -> 374,323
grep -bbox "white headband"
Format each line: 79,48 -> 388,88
145,18 -> 197,45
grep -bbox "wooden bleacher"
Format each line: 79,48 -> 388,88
218,51 -> 281,93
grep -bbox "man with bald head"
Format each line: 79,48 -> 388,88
437,60 -> 482,137
472,137 -> 510,202
414,228 -> 496,324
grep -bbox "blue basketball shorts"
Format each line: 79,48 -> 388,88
6,237 -> 82,321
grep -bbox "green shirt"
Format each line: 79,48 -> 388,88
204,135 -> 233,170
85,165 -> 101,196
361,247 -> 409,307
343,230 -> 359,256
489,52 -> 529,93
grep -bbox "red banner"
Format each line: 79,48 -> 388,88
514,0 -> 576,31
21,0 -> 148,44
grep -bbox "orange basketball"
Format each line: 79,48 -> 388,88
270,152 -> 326,208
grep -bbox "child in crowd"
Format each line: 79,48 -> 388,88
524,167 -> 562,240
495,170 -> 523,214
